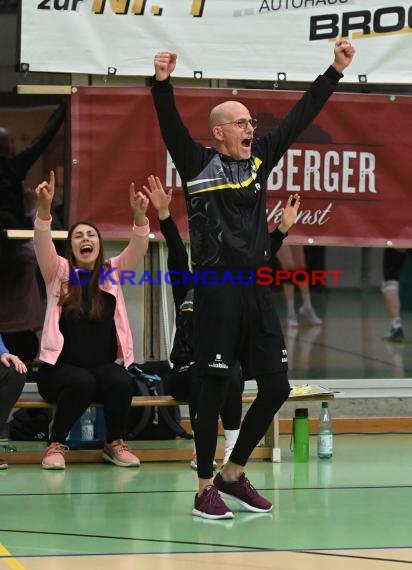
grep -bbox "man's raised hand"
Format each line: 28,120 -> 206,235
154,51 -> 177,81
333,39 -> 355,73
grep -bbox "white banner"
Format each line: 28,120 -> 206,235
20,0 -> 412,83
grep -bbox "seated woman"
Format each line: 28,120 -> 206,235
34,171 -> 149,470
0,333 -> 26,469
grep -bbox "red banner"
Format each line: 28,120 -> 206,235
70,86 -> 412,246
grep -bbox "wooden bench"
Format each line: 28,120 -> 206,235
5,391 -> 333,465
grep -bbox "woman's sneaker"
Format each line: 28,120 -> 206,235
299,306 -> 322,326
192,485 -> 234,519
383,327 -> 404,342
287,313 -> 299,328
42,442 -> 68,470
0,458 -> 8,470
102,439 -> 140,467
213,472 -> 272,513
190,453 -> 217,470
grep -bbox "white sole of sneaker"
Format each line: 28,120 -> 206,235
192,508 -> 234,520
218,491 -> 273,513
102,451 -> 140,467
42,464 -> 65,470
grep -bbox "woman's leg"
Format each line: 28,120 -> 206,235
381,248 -> 404,339
291,246 -> 322,325
0,364 -> 25,434
94,363 -> 139,467
277,246 -> 297,326
94,363 -> 133,442
37,363 -> 96,444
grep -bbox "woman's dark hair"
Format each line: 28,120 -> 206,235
59,220 -> 110,320
0,211 -> 28,294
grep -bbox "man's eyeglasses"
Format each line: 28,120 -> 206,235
217,118 -> 258,130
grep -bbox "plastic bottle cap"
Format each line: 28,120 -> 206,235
295,407 -> 308,418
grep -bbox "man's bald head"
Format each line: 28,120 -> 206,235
208,100 -> 255,160
209,101 -> 250,131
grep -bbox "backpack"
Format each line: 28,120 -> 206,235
9,408 -> 53,441
124,361 -> 192,441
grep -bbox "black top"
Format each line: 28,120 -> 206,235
0,102 -> 66,227
57,289 -> 117,369
160,214 -> 287,365
152,66 -> 342,269
160,215 -> 194,365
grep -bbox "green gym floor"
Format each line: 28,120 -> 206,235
1,288 -> 412,569
1,435 -> 412,569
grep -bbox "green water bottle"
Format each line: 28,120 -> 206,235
293,407 -> 309,463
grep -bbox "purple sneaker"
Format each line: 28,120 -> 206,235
192,485 -> 234,520
214,472 -> 273,513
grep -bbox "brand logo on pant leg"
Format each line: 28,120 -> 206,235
208,353 -> 229,370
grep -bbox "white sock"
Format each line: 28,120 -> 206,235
286,298 -> 296,317
391,317 -> 402,329
301,293 -> 312,310
224,429 -> 240,452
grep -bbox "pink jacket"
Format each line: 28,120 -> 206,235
34,215 -> 149,368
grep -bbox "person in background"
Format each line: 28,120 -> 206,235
0,102 -> 66,228
152,40 -> 355,519
0,211 -> 42,362
0,333 -> 26,469
33,171 -> 149,470
381,248 -> 412,342
276,244 -> 322,328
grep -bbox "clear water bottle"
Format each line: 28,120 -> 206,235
80,407 -> 95,441
317,401 -> 333,459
